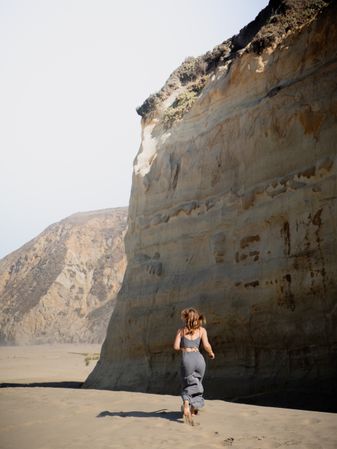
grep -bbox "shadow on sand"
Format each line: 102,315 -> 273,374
0,381 -> 83,388
228,390 -> 337,414
97,409 -> 182,423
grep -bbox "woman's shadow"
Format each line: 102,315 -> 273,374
97,409 -> 182,423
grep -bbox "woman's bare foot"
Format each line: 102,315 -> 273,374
182,401 -> 194,426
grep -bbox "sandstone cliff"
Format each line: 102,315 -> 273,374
0,208 -> 127,344
84,0 -> 337,401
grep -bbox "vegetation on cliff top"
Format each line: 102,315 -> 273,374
162,76 -> 209,129
136,0 -> 332,127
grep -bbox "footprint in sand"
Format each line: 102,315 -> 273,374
238,436 -> 265,441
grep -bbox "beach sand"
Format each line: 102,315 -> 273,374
1,345 -> 336,449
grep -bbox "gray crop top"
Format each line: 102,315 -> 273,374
180,330 -> 201,348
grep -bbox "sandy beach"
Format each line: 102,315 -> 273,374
1,345 -> 336,449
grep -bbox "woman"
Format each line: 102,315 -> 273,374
173,307 -> 215,425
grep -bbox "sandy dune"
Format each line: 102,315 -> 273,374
0,345 -> 336,449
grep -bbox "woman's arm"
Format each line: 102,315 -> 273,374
173,328 -> 182,351
201,328 -> 215,359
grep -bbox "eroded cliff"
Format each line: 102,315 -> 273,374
84,0 -> 337,400
0,208 -> 127,344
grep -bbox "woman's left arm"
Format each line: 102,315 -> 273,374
173,328 -> 182,351
201,328 -> 215,359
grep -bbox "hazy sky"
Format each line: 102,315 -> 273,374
0,0 -> 268,259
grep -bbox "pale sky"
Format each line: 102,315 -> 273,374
0,0 -> 268,259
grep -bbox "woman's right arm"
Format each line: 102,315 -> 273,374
173,328 -> 182,351
201,328 -> 215,359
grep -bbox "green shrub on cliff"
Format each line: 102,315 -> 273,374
176,57 -> 207,84
163,91 -> 197,129
162,76 -> 208,129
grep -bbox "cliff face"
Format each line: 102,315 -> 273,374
84,0 -> 337,399
0,208 -> 127,344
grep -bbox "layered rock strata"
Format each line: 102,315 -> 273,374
84,0 -> 337,400
0,208 -> 127,344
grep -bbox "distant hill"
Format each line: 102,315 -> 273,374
0,207 -> 127,344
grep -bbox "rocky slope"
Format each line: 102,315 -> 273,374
84,0 -> 337,401
0,208 -> 127,344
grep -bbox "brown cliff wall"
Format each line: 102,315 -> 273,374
84,1 -> 337,400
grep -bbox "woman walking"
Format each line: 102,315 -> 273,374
173,307 -> 215,425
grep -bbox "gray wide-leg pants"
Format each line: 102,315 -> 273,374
180,351 -> 206,409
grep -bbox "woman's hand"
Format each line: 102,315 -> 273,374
208,351 -> 215,359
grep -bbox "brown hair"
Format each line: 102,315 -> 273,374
181,308 -> 206,335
